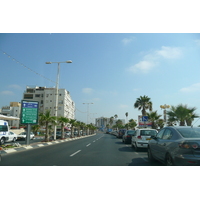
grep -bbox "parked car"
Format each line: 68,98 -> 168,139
122,130 -> 136,144
131,128 -> 158,151
148,126 -> 200,166
117,129 -> 127,138
0,131 -> 18,144
17,132 -> 35,140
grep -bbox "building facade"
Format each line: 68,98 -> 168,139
23,86 -> 75,119
95,117 -> 125,129
1,102 -> 21,128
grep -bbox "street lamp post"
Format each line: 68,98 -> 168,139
46,60 -> 72,140
160,104 -> 170,124
83,103 -> 93,124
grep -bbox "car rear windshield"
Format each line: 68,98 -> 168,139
127,130 -> 135,135
177,128 -> 200,138
140,130 -> 157,136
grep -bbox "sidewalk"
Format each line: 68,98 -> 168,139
0,134 -> 96,155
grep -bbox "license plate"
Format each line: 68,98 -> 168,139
146,138 -> 151,140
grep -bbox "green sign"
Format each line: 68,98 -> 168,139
20,100 -> 39,124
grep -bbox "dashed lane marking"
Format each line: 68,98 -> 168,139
70,150 -> 81,157
86,143 -> 91,147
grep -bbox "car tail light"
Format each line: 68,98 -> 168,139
137,135 -> 142,139
179,142 -> 199,149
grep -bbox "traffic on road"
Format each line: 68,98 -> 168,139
1,126 -> 200,166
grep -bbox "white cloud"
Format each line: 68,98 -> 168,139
121,37 -> 135,45
0,90 -> 14,95
119,104 -> 129,108
82,88 -> 94,94
128,60 -> 156,73
156,46 -> 182,59
8,84 -> 22,90
128,46 -> 182,74
180,83 -> 200,93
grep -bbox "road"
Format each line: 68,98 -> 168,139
0,132 -> 163,166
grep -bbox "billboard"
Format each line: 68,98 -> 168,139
138,115 -> 152,128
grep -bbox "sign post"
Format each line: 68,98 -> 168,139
20,100 -> 39,145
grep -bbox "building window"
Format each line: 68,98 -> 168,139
35,94 -> 40,97
24,94 -> 33,99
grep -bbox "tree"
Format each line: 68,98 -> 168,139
57,116 -> 69,139
69,119 -> 77,137
109,116 -> 114,128
125,112 -> 128,123
134,95 -> 152,116
31,124 -> 40,136
128,119 -> 137,129
146,111 -> 162,129
39,110 -> 56,142
167,104 -> 198,126
157,119 -> 165,129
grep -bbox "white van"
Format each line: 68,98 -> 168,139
0,120 -> 17,145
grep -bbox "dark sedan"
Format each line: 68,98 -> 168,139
117,129 -> 127,138
148,126 -> 200,166
122,130 -> 135,144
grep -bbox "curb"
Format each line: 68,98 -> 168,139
0,134 -> 96,155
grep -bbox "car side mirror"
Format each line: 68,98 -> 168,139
151,135 -> 157,140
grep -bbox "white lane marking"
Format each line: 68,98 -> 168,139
93,140 -> 96,142
70,150 -> 81,157
86,143 -> 91,147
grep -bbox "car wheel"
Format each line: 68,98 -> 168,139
131,143 -> 134,148
12,137 -> 16,142
135,142 -> 139,151
165,153 -> 174,166
147,147 -> 156,162
0,137 -> 5,145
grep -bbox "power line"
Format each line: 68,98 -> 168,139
1,50 -> 56,84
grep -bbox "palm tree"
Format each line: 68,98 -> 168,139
114,114 -> 118,120
39,110 -> 56,142
134,95 -> 152,116
125,112 -> 128,123
146,111 -> 162,129
167,104 -> 198,126
75,121 -> 83,136
31,124 -> 40,136
68,119 -> 77,137
57,116 -> 69,139
109,116 -> 114,128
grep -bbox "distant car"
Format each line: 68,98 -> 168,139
122,130 -> 136,144
148,126 -> 200,166
117,129 -> 127,138
17,132 -> 35,140
1,131 -> 18,144
131,129 -> 158,151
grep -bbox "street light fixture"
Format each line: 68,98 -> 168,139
83,103 -> 94,124
160,104 -> 170,123
46,60 -> 72,140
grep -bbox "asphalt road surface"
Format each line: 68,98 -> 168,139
0,132 -> 163,166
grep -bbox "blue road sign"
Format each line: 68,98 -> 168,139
142,116 -> 148,122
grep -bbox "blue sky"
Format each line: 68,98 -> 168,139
1,33 -> 200,125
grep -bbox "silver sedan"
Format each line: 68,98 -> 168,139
148,126 -> 200,166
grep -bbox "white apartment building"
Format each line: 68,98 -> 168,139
23,86 -> 75,119
1,102 -> 21,128
95,117 -> 125,128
